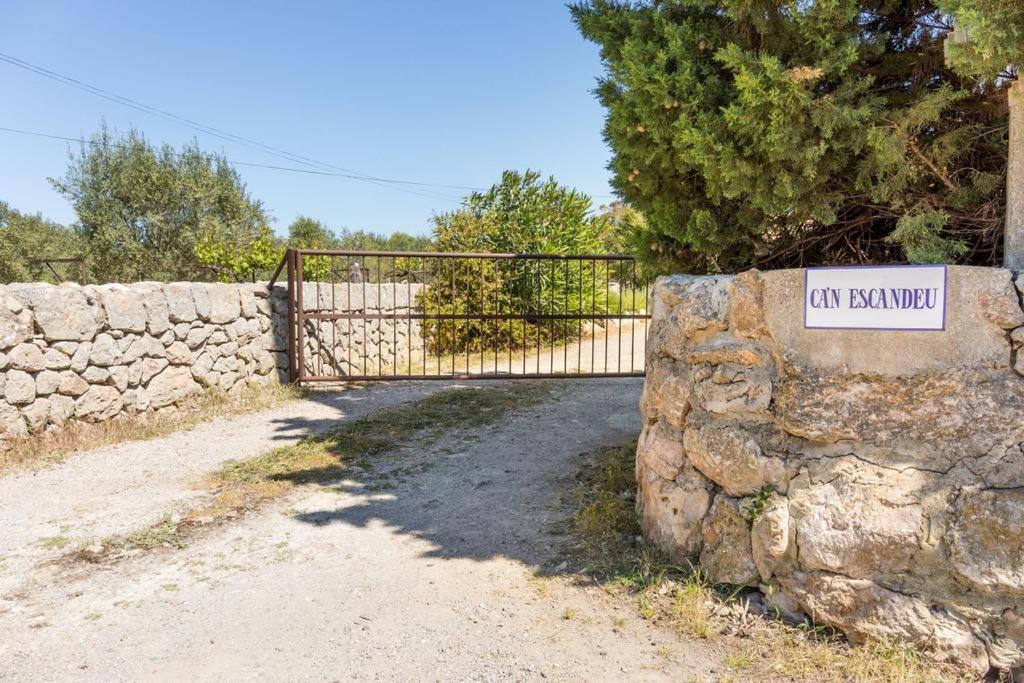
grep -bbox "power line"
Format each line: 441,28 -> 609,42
0,51 -> 484,200
0,125 -> 470,202
0,51 -> 619,201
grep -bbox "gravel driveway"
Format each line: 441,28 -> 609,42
0,378 -> 719,681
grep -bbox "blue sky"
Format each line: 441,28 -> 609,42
0,1 -> 615,237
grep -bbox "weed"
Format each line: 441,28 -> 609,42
655,645 -> 673,658
637,593 -> 656,620
741,486 -> 774,522
528,576 -> 550,597
671,577 -> 715,639
84,611 -> 102,621
561,607 -> 578,620
38,535 -> 70,550
124,517 -> 187,551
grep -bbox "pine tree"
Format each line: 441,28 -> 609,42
572,0 -> 1017,272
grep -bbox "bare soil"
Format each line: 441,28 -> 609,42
0,378 -> 722,682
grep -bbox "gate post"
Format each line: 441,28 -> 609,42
294,249 -> 305,382
285,249 -> 298,383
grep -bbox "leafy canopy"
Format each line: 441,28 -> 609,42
572,0 -> 1017,272
421,170 -> 617,354
50,123 -> 275,282
0,201 -> 85,284
938,0 -> 1024,79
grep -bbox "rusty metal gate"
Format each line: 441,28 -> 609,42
269,249 -> 650,383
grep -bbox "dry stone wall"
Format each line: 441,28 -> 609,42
638,266 -> 1024,675
0,281 -> 425,446
296,282 -> 425,378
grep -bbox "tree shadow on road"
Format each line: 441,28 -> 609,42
257,378 -> 643,570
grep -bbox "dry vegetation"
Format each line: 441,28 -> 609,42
565,440 -> 975,683
0,382 -> 305,476
70,383 -> 551,565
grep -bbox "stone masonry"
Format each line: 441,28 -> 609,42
637,266 -> 1024,674
0,281 -> 424,446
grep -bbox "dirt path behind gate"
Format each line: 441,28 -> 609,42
0,377 -> 721,681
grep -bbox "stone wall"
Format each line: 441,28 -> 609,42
296,282 -> 425,378
0,281 -> 425,445
637,266 -> 1024,674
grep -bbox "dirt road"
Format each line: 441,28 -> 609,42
0,378 -> 719,681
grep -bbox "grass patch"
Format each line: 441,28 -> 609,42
78,383 -> 551,564
566,438 -> 974,683
38,535 -> 71,550
1,382 -> 305,477
124,516 -> 188,550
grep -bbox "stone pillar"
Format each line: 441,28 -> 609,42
1007,79 -> 1024,271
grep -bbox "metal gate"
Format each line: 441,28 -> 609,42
269,249 -> 650,383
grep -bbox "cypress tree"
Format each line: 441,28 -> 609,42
572,1 -> 1021,272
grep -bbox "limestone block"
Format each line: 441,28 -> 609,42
98,285 -> 147,332
21,398 -> 50,433
138,284 -> 171,335
146,366 -> 199,408
133,388 -> 151,412
109,366 -> 129,392
205,284 -> 240,324
636,420 -> 686,482
4,370 -> 35,404
688,340 -> 774,416
165,283 -> 198,323
947,488 -> 1024,597
207,329 -> 229,345
700,495 -> 758,585
138,357 -> 169,384
190,284 -> 211,321
639,356 -> 690,429
16,285 -> 101,341
70,342 -> 92,372
57,371 -> 89,397
89,333 -> 122,366
48,394 -> 75,427
51,341 -> 78,354
777,572 -> 988,673
646,276 -> 731,361
185,326 -> 212,349
729,269 -> 769,339
238,285 -> 260,318
637,464 -> 712,561
165,341 -> 192,365
42,348 -> 71,370
75,385 -> 123,421
8,343 -> 46,372
0,292 -> 34,349
255,350 -> 276,375
777,369 -> 1024,458
0,400 -> 27,438
682,423 -> 788,497
788,464 -> 922,580
81,366 -> 109,384
35,370 -> 61,396
751,492 -> 791,581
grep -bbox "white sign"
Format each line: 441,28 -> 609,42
804,266 -> 947,331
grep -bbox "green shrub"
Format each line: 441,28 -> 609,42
419,170 -> 621,354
